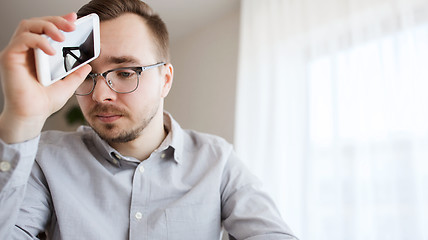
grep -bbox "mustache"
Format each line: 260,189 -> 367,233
89,104 -> 128,116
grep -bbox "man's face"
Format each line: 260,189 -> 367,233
76,13 -> 172,143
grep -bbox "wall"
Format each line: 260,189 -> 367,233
166,9 -> 240,144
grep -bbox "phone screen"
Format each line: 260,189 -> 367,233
48,18 -> 95,80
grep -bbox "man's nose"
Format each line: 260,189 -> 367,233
91,76 -> 117,102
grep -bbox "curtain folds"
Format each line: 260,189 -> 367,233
235,0 -> 428,239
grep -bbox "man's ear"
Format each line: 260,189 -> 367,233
161,63 -> 173,98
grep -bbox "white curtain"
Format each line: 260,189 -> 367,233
235,0 -> 428,239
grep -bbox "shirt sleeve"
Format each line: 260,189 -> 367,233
0,136 -> 45,239
220,150 -> 298,240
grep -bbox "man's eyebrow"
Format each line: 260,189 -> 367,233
107,56 -> 141,65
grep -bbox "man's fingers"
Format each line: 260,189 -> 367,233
62,12 -> 77,23
7,32 -> 55,56
14,15 -> 76,42
2,13 -> 79,66
31,20 -> 65,42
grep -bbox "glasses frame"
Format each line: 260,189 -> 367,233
62,47 -> 84,71
75,62 -> 166,96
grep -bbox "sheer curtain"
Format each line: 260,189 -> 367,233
235,0 -> 428,239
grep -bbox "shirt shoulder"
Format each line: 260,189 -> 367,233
174,129 -> 234,167
39,130 -> 86,147
182,129 -> 233,153
36,128 -> 99,173
184,129 -> 230,147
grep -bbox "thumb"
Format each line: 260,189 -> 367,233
61,64 -> 92,90
46,64 -> 92,106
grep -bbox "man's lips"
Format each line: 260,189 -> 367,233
89,104 -> 127,124
95,114 -> 123,123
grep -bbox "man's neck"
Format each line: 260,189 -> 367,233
109,112 -> 167,161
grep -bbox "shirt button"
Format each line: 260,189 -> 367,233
160,153 -> 166,159
0,161 -> 11,172
111,152 -> 121,160
139,166 -> 145,173
135,211 -> 143,220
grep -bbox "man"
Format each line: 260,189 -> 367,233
0,0 -> 297,239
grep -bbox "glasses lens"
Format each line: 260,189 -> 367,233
106,69 -> 139,93
65,50 -> 82,72
75,75 -> 94,95
74,68 -> 140,96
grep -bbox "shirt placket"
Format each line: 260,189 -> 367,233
129,162 -> 149,240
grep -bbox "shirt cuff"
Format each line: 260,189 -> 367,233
0,135 -> 40,189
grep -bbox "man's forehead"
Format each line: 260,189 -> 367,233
95,14 -> 158,67
90,51 -> 157,70
105,55 -> 141,65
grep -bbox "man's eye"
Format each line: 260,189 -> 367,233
115,70 -> 135,79
120,72 -> 132,77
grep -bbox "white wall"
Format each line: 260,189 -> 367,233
166,9 -> 240,143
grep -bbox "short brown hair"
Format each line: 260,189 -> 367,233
77,0 -> 170,61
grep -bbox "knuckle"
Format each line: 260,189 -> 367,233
44,16 -> 62,25
44,22 -> 57,31
0,47 -> 15,68
19,19 -> 31,28
19,32 -> 33,41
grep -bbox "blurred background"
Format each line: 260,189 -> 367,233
1,0 -> 428,239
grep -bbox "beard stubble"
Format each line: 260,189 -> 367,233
87,102 -> 159,143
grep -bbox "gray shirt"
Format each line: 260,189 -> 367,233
0,113 -> 297,240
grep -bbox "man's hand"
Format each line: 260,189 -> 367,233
0,12 -> 92,144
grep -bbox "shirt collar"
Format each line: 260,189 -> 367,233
79,111 -> 184,166
162,112 -> 183,163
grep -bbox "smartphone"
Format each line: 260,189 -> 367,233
34,13 -> 100,86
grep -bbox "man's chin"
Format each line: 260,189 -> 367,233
92,123 -> 141,143
90,122 -> 118,141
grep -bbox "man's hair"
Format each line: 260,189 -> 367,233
77,0 -> 170,62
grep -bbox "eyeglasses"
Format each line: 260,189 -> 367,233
63,47 -> 84,72
75,62 -> 166,96
62,30 -> 95,72
63,45 -> 94,72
